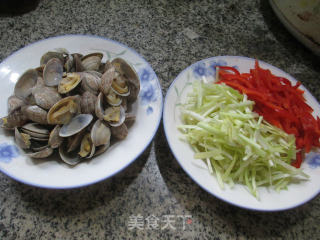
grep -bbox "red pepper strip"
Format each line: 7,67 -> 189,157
218,66 -> 240,75
215,61 -> 320,168
292,151 -> 303,168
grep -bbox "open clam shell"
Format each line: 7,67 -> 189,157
100,67 -> 116,96
106,105 -> 126,127
59,114 -> 93,137
1,109 -> 28,129
59,142 -> 82,166
43,58 -> 64,87
111,58 -> 140,101
58,72 -> 82,94
48,125 -> 63,149
111,123 -> 128,140
79,133 -> 95,158
40,51 -> 66,66
91,120 -> 111,147
47,96 -> 80,125
15,127 -> 31,149
106,91 -> 122,106
14,69 -> 38,100
26,147 -> 53,159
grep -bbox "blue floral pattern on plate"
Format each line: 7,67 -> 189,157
138,66 -> 158,115
0,143 -> 19,163
307,153 -> 320,169
192,59 -> 239,79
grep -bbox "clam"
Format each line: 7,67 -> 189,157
111,123 -> 128,140
72,53 -> 85,72
43,58 -> 63,87
81,72 -> 101,95
48,125 -> 63,149
66,130 -> 85,153
94,143 -> 110,157
32,85 -> 62,110
8,95 -> 25,114
104,105 -> 126,127
103,60 -> 113,73
1,109 -> 28,129
40,51 -> 66,66
21,123 -> 50,139
14,127 -> 31,149
58,72 -> 82,94
90,120 -> 111,147
95,92 -> 105,120
59,143 -> 82,166
22,105 -> 48,124
80,91 -> 97,114
100,67 -> 116,96
112,58 -> 140,101
27,147 -> 53,159
111,73 -> 130,97
78,133 -> 95,158
47,96 -> 80,125
4,50 -> 140,166
106,91 -> 122,106
14,69 -> 38,100
81,53 -> 103,71
59,114 -> 93,137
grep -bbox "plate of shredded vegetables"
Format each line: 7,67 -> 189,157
163,56 -> 320,211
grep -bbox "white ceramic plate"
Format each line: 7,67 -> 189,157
0,35 -> 163,189
163,56 -> 320,211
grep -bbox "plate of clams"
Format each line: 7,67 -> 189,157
0,35 -> 162,188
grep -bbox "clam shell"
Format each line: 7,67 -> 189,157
107,105 -> 126,127
95,92 -> 105,120
21,123 -> 50,136
81,53 -> 103,71
94,143 -> 110,157
22,105 -> 48,124
106,91 -> 122,106
67,130 -> 85,153
80,91 -> 97,114
40,51 -> 65,66
110,74 -> 130,97
8,95 -> 25,114
112,58 -> 140,101
100,67 -> 116,96
79,133 -> 95,158
72,53 -> 85,72
59,144 -> 82,166
111,123 -> 128,140
26,147 -> 53,159
1,109 -> 28,129
91,120 -> 111,147
58,73 -> 82,94
14,69 -> 38,100
43,58 -> 63,87
15,127 -> 31,149
48,125 -> 63,149
80,72 -> 101,95
59,114 -> 93,137
47,96 -> 80,125
32,85 -> 62,110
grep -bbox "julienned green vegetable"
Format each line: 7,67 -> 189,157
178,81 -> 308,199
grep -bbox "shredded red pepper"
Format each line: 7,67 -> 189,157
216,60 -> 320,168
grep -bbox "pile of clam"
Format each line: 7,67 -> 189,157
1,50 -> 140,165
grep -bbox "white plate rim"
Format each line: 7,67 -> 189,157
163,55 -> 320,211
0,34 -> 163,189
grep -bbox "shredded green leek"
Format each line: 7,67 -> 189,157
179,81 -> 308,199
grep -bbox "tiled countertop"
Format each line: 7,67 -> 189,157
0,0 -> 319,239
